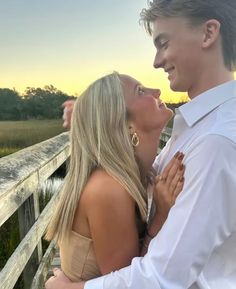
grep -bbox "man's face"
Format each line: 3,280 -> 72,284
152,17 -> 204,96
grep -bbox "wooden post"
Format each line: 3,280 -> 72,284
33,188 -> 43,261
18,194 -> 39,289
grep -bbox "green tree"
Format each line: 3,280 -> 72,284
0,88 -> 22,120
22,85 -> 74,119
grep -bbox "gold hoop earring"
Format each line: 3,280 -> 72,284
131,132 -> 139,147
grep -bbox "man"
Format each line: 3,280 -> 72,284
46,0 -> 236,288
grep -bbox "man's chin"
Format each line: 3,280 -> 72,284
170,82 -> 187,93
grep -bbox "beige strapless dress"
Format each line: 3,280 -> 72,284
59,194 -> 150,282
59,231 -> 101,282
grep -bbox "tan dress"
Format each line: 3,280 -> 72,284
59,231 -> 101,282
59,193 -> 150,282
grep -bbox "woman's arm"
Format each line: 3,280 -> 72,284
62,100 -> 75,129
141,152 -> 185,256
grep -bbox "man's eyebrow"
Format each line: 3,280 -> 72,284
154,33 -> 168,47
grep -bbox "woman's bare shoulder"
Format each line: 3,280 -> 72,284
81,169 -> 134,207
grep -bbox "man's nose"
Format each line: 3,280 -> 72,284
153,51 -> 164,69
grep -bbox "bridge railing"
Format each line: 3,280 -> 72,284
0,132 -> 70,289
0,128 -> 171,289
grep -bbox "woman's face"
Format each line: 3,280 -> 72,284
120,74 -> 173,133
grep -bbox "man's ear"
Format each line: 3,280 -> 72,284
202,19 -> 221,48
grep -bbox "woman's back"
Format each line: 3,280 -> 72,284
59,169 -> 145,281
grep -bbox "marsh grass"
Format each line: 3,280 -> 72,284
0,119 -> 65,157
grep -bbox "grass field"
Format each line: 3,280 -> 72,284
0,119 -> 65,157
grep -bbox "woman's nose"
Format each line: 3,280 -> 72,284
152,89 -> 161,99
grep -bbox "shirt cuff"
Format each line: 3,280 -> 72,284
84,276 -> 105,289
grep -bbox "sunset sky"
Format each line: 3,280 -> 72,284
1,0 -> 190,103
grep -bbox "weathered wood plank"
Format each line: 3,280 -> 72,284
0,185 -> 62,289
0,132 -> 70,227
31,241 -> 58,289
33,190 -> 43,262
18,194 -> 39,289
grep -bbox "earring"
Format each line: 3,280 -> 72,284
131,132 -> 139,147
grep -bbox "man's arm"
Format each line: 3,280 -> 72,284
45,269 -> 85,289
46,135 -> 236,289
85,134 -> 236,289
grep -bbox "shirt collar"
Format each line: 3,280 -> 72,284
177,80 -> 236,127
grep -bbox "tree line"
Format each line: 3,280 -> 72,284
0,85 -> 75,121
0,85 -> 187,121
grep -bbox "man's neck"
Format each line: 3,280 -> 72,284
188,69 -> 234,99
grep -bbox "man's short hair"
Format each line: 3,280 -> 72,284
140,0 -> 236,71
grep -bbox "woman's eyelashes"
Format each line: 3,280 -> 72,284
137,86 -> 145,95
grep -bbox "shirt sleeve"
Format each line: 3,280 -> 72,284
85,276 -> 105,289
85,134 -> 236,289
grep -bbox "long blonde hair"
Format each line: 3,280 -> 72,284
45,72 -> 147,243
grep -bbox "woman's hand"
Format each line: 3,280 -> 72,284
62,100 -> 75,129
45,268 -> 85,289
153,151 -> 185,220
146,152 -> 185,239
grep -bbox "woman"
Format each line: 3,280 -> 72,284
45,72 -> 184,282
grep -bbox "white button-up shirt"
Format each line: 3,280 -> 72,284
85,80 -> 236,289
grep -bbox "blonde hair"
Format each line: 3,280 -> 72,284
45,72 -> 147,243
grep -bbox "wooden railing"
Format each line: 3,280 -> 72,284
0,129 -> 171,289
0,132 -> 70,289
